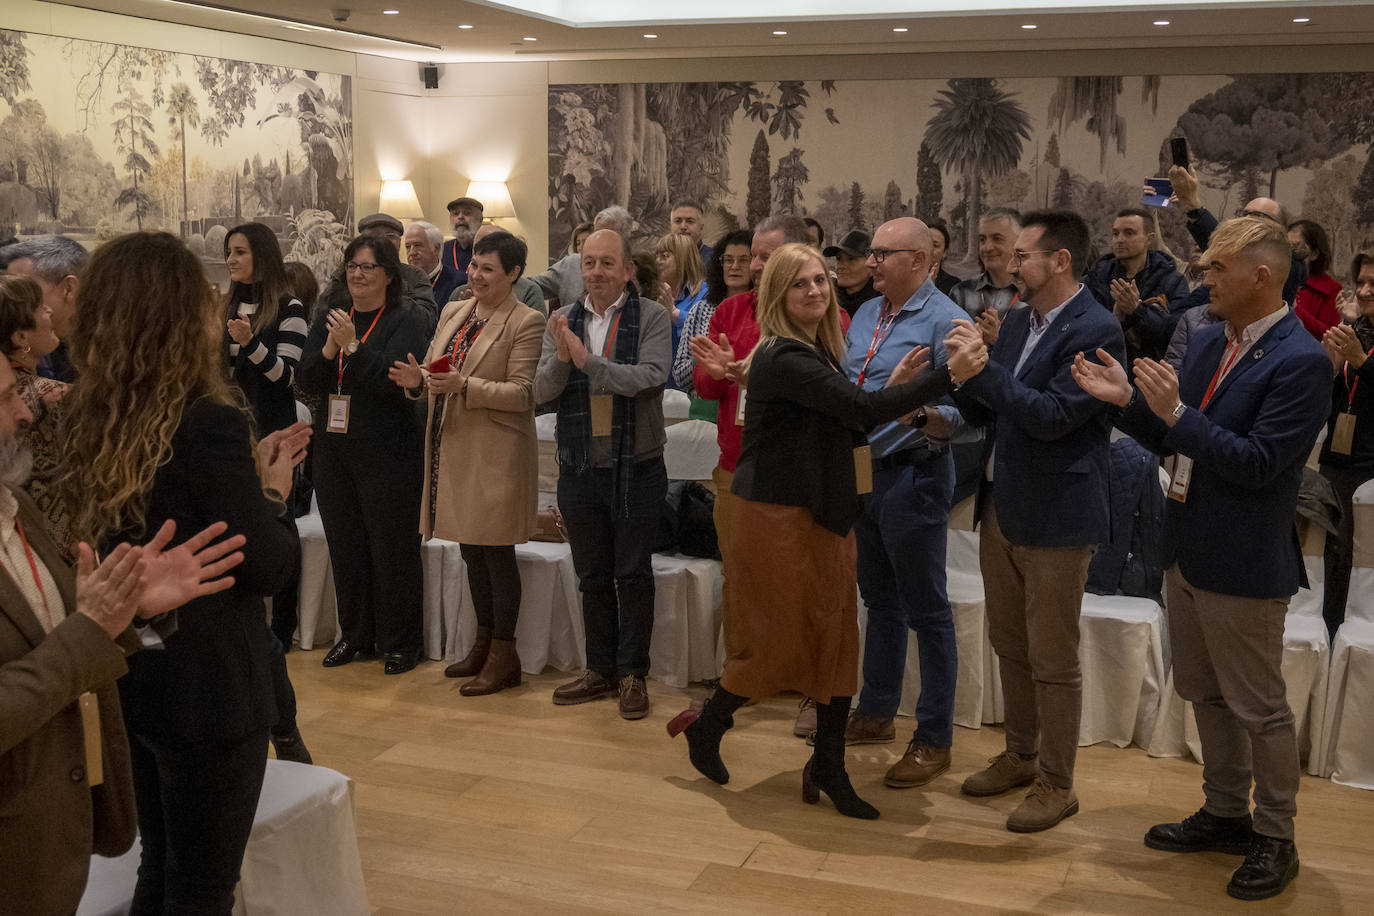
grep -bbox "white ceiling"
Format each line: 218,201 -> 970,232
46,0 -> 1374,63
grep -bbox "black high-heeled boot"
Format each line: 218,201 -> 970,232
667,687 -> 748,785
804,696 -> 879,819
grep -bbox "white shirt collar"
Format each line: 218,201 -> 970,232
1227,305 -> 1289,348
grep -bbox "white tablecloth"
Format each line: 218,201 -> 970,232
648,553 -> 724,688
77,761 -> 368,916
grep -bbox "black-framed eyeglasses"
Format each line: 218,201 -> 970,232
864,248 -> 919,263
1009,249 -> 1060,264
721,256 -> 750,266
345,262 -> 381,274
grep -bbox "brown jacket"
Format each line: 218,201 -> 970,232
0,489 -> 137,916
418,293 -> 546,545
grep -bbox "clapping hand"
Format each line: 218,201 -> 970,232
690,333 -> 736,382
258,421 -> 311,497
1110,278 -> 1141,317
227,316 -> 254,347
548,313 -> 572,362
75,542 -> 147,640
885,345 -> 931,388
1324,323 -> 1368,368
975,309 -> 1001,347
946,336 -> 989,385
324,309 -> 356,356
1133,357 -> 1183,423
388,353 -> 424,389
1071,348 -> 1133,408
136,520 -> 246,619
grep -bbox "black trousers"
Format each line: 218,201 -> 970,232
128,728 -> 268,915
459,543 -> 522,640
269,512 -> 301,648
1321,462 -> 1374,640
313,437 -> 424,654
558,457 -> 667,679
267,628 -> 297,736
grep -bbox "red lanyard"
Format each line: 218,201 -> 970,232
336,305 -> 387,389
1344,346 -> 1374,410
449,314 -> 484,365
855,309 -> 898,387
1199,338 -> 1244,411
980,289 -> 1018,317
7,519 -> 53,629
600,311 -> 624,358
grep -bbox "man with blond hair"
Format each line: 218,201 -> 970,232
1073,216 -> 1332,901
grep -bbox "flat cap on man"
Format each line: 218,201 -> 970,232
357,213 -> 405,234
447,197 -> 484,213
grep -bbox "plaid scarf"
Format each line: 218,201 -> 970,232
556,283 -> 641,517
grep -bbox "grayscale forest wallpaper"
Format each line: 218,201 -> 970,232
548,75 -> 1374,277
0,28 -> 354,285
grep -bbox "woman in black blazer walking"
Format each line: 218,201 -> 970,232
58,231 -> 310,914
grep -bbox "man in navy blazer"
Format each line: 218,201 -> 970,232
953,210 -> 1125,833
1073,216 -> 1331,902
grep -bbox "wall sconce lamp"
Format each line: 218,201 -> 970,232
464,180 -> 516,221
379,179 -> 425,221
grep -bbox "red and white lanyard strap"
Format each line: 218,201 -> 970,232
855,309 -> 898,387
6,519 -> 54,630
1198,338 -> 1244,411
336,305 -> 388,390
1344,346 -> 1374,410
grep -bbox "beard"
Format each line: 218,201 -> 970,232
0,436 -> 34,490
454,226 -> 476,247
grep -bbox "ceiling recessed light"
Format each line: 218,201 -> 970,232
1153,19 -> 1170,26
772,30 -> 787,35
458,23 -> 473,28
893,27 -> 908,32
382,9 -> 399,14
1292,17 -> 1311,23
522,36 -> 537,40
1021,23 -> 1037,30
643,33 -> 658,38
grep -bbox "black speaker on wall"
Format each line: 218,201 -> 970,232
422,65 -> 439,89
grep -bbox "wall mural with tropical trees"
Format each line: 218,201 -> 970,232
547,73 -> 1374,283
0,28 -> 353,286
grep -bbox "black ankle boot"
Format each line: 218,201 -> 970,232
667,688 -> 747,785
807,696 -> 879,820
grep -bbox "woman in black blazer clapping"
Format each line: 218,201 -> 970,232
58,231 -> 310,914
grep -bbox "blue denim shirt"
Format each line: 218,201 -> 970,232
844,278 -> 978,458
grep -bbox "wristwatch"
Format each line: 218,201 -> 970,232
1171,401 -> 1187,421
912,407 -> 929,429
345,340 -> 359,355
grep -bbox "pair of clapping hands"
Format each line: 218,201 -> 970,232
1321,323 -> 1369,370
81,421 -> 312,642
387,354 -> 466,396
1072,349 -> 1184,422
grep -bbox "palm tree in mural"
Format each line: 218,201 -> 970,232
112,84 -> 159,230
772,148 -> 809,213
166,82 -> 200,231
1048,76 -> 1163,171
925,78 -> 1031,257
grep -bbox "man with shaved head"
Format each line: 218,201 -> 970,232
1073,216 -> 1331,901
535,228 -> 671,722
838,217 -> 979,789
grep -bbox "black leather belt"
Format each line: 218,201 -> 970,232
871,447 -> 941,474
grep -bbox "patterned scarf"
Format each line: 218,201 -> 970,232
556,283 -> 641,517
1354,315 -> 1374,353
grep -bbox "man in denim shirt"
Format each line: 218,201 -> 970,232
841,217 -> 980,789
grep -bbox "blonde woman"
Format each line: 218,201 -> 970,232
670,242 -> 987,819
655,233 -> 708,387
390,231 -> 545,695
58,231 -> 309,913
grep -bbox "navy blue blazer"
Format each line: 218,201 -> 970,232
1115,309 -> 1332,599
957,285 -> 1126,548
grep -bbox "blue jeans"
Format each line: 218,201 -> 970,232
855,451 -> 957,748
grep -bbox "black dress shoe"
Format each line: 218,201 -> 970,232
1227,834 -> 1299,901
1144,807 -> 1253,855
383,649 -> 421,675
270,725 -> 314,765
322,639 -> 368,668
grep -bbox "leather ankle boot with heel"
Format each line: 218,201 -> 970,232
460,638 -> 521,696
668,688 -> 746,785
445,627 -> 492,679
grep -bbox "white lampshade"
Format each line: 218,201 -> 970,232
378,179 -> 424,220
465,180 -> 516,220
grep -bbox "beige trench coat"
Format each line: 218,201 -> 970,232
418,293 -> 546,545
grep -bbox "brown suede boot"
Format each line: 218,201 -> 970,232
445,627 -> 492,678
460,638 -> 521,696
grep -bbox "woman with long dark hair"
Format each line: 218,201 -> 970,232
672,229 -> 752,418
298,235 -> 430,674
670,243 -> 987,820
58,231 -> 309,914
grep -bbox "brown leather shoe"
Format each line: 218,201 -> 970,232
961,749 -> 1039,797
618,675 -> 650,720
1006,778 -> 1078,833
460,638 -> 521,696
552,670 -> 617,705
793,697 -> 818,738
843,712 -> 896,746
884,741 -> 951,788
445,627 -> 492,678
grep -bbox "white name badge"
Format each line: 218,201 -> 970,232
1168,454 -> 1193,503
327,394 -> 351,434
736,387 -> 747,426
237,302 -> 258,316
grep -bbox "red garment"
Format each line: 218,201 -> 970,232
694,290 -> 850,471
1295,271 -> 1342,340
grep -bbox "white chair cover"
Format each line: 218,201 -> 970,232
663,420 -> 721,482
662,388 -> 691,419
648,553 -> 724,688
78,761 -> 369,916
1078,594 -> 1167,748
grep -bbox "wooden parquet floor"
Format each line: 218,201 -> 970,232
284,654 -> 1374,915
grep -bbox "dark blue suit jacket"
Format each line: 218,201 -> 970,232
1115,309 -> 1332,599
957,285 -> 1125,548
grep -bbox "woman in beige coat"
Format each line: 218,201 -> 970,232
390,231 -> 546,695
